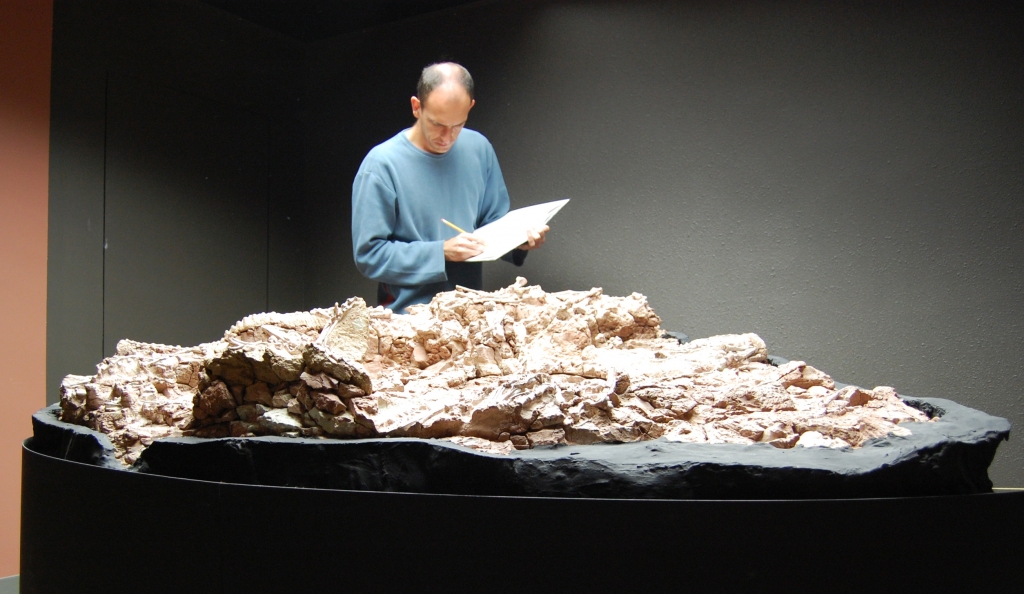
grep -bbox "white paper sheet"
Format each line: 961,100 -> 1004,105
465,199 -> 570,262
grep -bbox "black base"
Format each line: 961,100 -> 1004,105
31,395 -> 1011,499
21,441 -> 1024,592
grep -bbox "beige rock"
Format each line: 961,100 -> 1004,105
236,403 -> 267,423
308,407 -> 363,438
796,430 -> 848,449
463,374 -> 558,440
768,433 -> 800,449
315,298 -> 371,363
447,435 -> 516,455
778,361 -> 835,390
259,408 -> 303,434
761,421 -> 792,442
59,375 -> 92,423
510,435 -> 530,450
58,339 -> 222,464
59,279 -> 932,464
527,428 -> 566,447
303,343 -> 372,395
271,390 -> 292,408
301,370 -> 337,391
663,421 -> 708,443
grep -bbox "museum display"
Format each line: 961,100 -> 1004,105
41,277 -> 1008,498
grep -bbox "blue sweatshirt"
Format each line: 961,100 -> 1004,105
352,128 -> 522,312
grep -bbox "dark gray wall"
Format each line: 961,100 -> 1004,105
103,73 -> 270,348
47,0 -> 306,401
304,0 -> 1024,485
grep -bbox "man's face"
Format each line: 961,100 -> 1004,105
411,85 -> 475,154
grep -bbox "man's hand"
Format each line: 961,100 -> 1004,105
444,233 -> 486,261
519,225 -> 550,251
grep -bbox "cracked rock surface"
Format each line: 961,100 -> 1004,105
60,278 -> 931,465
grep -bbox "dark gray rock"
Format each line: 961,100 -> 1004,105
31,406 -> 123,470
31,395 -> 1010,499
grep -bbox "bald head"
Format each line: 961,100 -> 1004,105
416,62 -> 474,107
408,62 -> 476,154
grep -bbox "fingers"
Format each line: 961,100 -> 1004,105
462,232 -> 486,247
444,233 -> 486,261
522,225 -> 550,250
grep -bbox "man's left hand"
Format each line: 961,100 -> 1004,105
519,225 -> 549,251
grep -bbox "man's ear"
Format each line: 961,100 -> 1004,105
411,96 -> 422,119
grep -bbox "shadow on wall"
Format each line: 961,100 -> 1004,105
100,73 -> 271,352
46,0 -> 307,408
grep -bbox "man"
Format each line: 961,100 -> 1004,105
351,62 -> 547,312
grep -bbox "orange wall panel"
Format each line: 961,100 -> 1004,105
0,0 -> 53,577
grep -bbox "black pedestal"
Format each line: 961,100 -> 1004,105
21,440 -> 1022,592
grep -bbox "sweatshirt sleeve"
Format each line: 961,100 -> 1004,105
475,143 -> 511,228
351,168 -> 447,286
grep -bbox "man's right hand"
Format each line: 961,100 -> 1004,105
444,233 -> 486,261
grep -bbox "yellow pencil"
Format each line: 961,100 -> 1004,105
441,218 -> 468,234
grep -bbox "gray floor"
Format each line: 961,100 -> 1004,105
0,575 -> 17,594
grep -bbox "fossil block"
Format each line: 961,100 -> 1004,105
57,279 -> 972,469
